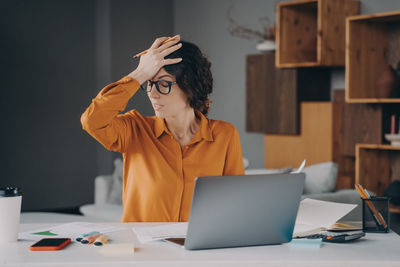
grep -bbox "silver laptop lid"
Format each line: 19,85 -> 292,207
184,173 -> 305,250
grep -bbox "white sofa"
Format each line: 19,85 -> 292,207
80,160 -> 363,222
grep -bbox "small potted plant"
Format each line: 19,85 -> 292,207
227,5 -> 276,51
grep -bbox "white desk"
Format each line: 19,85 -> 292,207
1,223 -> 400,267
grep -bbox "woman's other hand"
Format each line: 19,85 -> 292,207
128,36 -> 183,84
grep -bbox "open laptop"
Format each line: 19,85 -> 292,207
165,173 -> 305,250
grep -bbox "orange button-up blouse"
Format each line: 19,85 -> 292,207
80,76 -> 245,222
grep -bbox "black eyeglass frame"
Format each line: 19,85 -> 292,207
141,80 -> 177,95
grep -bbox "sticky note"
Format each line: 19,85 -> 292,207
98,243 -> 136,255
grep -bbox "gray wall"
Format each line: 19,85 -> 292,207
174,0 -> 400,168
174,0 -> 276,168
0,0 -> 173,211
0,0 -> 97,211
95,0 -> 173,175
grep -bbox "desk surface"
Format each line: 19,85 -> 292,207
1,223 -> 400,267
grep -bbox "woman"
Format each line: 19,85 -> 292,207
81,35 -> 245,222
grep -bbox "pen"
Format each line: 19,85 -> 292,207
94,235 -> 109,246
81,233 -> 102,244
76,231 -> 99,242
133,35 -> 180,58
355,184 -> 388,229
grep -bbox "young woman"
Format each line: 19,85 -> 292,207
81,35 -> 244,222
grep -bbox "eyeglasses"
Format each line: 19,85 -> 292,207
141,80 -> 177,95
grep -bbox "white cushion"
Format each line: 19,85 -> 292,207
245,168 -> 291,175
302,162 -> 338,194
108,158 -> 123,205
79,204 -> 123,222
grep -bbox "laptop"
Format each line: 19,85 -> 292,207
165,173 -> 305,250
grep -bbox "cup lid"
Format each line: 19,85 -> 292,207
0,187 -> 22,197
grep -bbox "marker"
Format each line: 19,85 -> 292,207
94,235 -> 109,246
81,233 -> 101,244
76,231 -> 100,242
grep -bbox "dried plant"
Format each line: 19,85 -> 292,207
227,4 -> 275,42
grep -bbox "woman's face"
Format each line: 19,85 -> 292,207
147,68 -> 191,118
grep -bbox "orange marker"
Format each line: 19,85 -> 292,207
81,233 -> 101,244
94,235 -> 109,246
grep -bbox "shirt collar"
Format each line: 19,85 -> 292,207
154,111 -> 214,142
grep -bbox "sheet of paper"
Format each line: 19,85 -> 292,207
132,223 -> 188,243
294,198 -> 357,235
291,159 -> 306,174
293,223 -> 322,236
19,222 -> 123,241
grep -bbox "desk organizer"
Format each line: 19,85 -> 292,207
362,196 -> 390,233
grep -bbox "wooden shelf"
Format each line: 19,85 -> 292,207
246,53 -> 330,135
346,11 -> 400,102
357,144 -> 400,150
346,98 -> 400,103
390,205 -> 400,214
276,0 -> 359,68
356,144 -> 400,196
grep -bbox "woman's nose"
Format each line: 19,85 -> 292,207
148,85 -> 160,98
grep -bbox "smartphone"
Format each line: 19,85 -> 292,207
30,238 -> 71,251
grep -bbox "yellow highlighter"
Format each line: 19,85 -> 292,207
94,235 -> 109,246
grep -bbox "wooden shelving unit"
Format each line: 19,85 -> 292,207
276,0 -> 359,68
246,1 -> 400,193
246,52 -> 330,135
346,11 -> 400,103
356,144 -> 400,199
265,102 -> 335,168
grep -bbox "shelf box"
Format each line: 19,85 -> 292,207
346,11 -> 400,102
246,53 -> 330,135
276,0 -> 359,68
356,144 -> 400,197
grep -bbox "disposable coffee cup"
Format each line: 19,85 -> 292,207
0,187 -> 22,243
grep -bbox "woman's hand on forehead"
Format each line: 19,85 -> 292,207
134,36 -> 183,83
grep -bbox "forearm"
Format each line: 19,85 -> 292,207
127,69 -> 147,85
81,76 -> 140,131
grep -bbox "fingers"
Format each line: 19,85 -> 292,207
160,43 -> 182,57
150,37 -> 170,50
163,57 -> 183,66
157,35 -> 181,52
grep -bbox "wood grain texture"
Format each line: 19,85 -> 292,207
277,0 -> 318,66
246,53 -> 331,134
320,0 -> 360,66
246,53 -> 298,134
246,53 -> 275,133
356,145 -> 395,196
332,90 -> 355,189
277,0 -> 359,68
341,102 -> 382,156
264,102 -> 333,168
346,11 -> 400,101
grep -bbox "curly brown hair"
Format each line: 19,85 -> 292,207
164,41 -> 213,116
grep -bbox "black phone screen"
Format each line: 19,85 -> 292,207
31,238 -> 70,247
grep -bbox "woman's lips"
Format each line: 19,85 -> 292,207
153,104 -> 164,110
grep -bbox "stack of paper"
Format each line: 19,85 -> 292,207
132,223 -> 188,243
293,198 -> 358,237
19,222 -> 123,241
